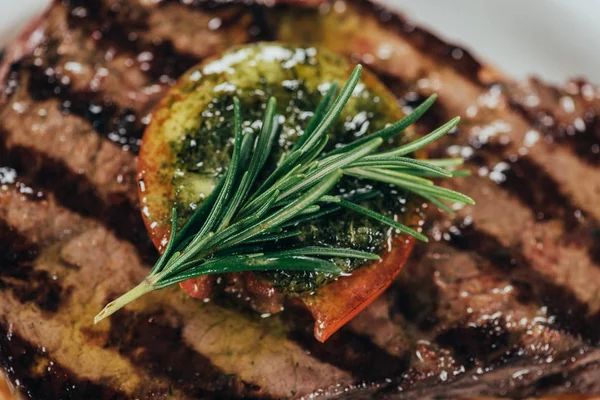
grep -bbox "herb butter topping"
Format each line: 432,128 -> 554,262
153,44 -> 415,291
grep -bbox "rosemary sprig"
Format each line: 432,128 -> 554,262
94,65 -> 474,323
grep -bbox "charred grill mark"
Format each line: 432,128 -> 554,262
446,224 -> 515,275
447,222 -> 600,344
106,310 -> 254,398
293,329 -> 409,384
382,74 -> 600,267
25,64 -> 145,154
356,0 -> 484,87
506,83 -> 600,167
65,0 -> 203,83
434,319 -> 514,370
0,322 -> 128,399
394,242 -> 521,374
0,139 -> 157,264
283,309 -> 409,383
530,350 -> 600,395
392,244 -> 441,331
0,221 -> 64,312
533,369 -> 576,395
530,107 -> 599,167
248,5 -> 277,42
481,151 -> 580,226
471,148 -> 600,266
509,101 -> 600,166
502,156 -> 600,266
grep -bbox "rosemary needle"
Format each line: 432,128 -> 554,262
94,65 -> 474,323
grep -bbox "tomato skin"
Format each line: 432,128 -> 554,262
299,235 -> 416,342
179,276 -> 215,300
176,235 -> 415,342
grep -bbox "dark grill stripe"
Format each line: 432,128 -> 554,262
283,309 -> 409,383
0,323 -> 128,399
0,139 -> 157,264
511,101 -> 600,167
391,244 -> 441,331
393,242 -> 525,374
531,348 -> 600,395
435,319 -> 517,371
375,60 -> 600,379
64,0 -> 203,83
0,221 -> 64,313
0,322 -> 128,400
473,149 -> 600,267
371,345 -> 600,398
355,0 -> 485,87
168,1 -> 274,43
24,63 -> 145,154
386,81 -> 600,268
480,151 -> 580,226
506,84 -> 600,167
499,154 -> 600,266
162,0 -> 250,22
447,222 -> 600,344
248,4 -> 277,42
105,310 -> 258,398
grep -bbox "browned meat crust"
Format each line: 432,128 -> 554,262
0,0 -> 599,398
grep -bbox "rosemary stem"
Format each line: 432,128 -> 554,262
93,279 -> 154,324
94,65 -> 474,324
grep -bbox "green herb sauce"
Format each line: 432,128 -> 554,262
163,43 -> 417,293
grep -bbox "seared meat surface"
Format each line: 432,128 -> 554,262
0,0 -> 599,398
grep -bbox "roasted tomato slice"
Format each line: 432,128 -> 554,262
138,42 -> 422,341
300,235 -> 416,342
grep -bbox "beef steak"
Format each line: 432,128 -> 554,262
0,0 -> 599,398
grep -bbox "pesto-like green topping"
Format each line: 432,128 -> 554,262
168,44 -> 415,292
95,53 -> 472,325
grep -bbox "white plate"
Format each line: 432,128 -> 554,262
1,0 -> 599,83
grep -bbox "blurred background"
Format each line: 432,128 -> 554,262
1,0 -> 599,83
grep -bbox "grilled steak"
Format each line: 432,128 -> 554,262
1,0 -> 599,398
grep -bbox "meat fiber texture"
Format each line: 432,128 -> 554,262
0,0 -> 599,398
